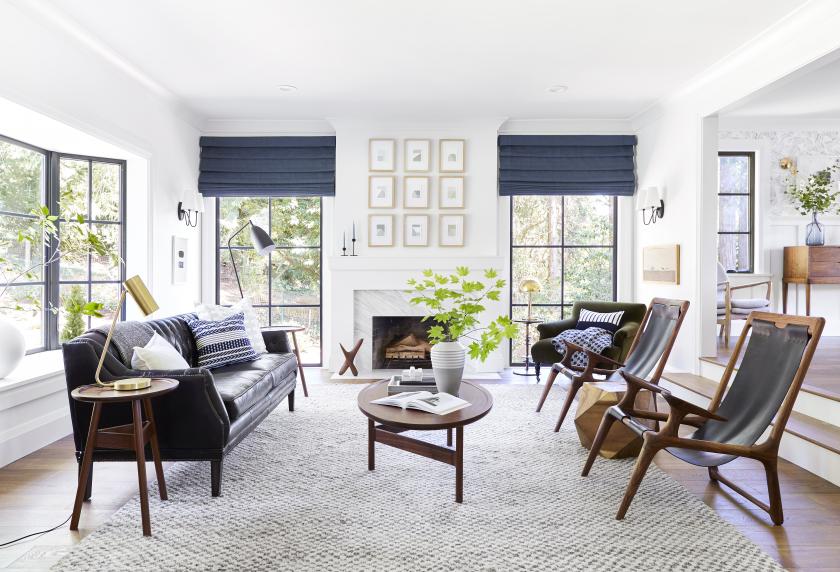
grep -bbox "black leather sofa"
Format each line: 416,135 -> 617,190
62,314 -> 297,497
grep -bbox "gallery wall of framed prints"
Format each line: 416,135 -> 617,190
366,137 -> 466,248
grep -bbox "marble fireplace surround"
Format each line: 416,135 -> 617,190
327,256 -> 506,377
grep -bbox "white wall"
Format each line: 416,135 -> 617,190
0,0 -> 202,315
633,0 -> 840,371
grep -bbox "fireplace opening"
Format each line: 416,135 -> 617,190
371,316 -> 437,370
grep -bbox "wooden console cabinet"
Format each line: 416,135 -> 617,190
783,246 -> 840,316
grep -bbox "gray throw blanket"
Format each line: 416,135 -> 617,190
551,327 -> 614,369
93,321 -> 155,366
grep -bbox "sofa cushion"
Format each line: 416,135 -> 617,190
186,312 -> 259,369
213,353 -> 297,420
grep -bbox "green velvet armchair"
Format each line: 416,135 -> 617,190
530,301 -> 647,380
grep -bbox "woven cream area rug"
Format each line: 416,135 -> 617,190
54,384 -> 783,571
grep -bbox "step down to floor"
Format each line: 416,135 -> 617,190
661,371 -> 840,486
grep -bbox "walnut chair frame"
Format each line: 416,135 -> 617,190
582,312 -> 824,525
535,298 -> 690,434
718,276 -> 772,347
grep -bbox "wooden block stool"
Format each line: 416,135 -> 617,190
574,381 -> 644,459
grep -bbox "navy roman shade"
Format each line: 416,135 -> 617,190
498,135 -> 637,196
198,136 -> 336,197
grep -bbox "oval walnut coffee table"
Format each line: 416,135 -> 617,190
358,380 -> 493,503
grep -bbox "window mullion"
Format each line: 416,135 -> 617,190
45,151 -> 60,350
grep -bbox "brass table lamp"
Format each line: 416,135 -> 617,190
94,275 -> 159,391
519,279 -> 542,321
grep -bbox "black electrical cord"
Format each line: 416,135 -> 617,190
0,513 -> 72,548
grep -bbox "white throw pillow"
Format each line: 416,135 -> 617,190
131,332 -> 190,371
194,297 -> 267,354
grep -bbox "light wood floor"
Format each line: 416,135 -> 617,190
1,369 -> 839,570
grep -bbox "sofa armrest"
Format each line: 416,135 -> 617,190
613,321 -> 640,350
537,317 -> 577,340
262,329 -> 292,353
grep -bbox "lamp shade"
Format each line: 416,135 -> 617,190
519,279 -> 541,293
249,223 -> 276,255
124,275 -> 159,316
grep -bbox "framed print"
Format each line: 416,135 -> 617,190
642,244 -> 680,284
404,214 -> 429,247
369,215 -> 395,247
404,139 -> 431,172
439,176 -> 464,208
404,176 -> 430,208
369,139 -> 396,171
171,236 -> 188,284
439,139 -> 465,172
439,214 -> 465,247
368,176 -> 395,208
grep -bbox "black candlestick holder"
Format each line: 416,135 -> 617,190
351,237 -> 358,256
341,245 -> 348,256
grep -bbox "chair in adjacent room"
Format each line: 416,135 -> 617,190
537,298 -> 689,432
717,262 -> 772,346
582,311 -> 824,525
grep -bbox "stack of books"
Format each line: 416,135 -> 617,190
386,374 -> 437,394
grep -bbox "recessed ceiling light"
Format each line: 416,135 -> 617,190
547,85 -> 568,94
275,84 -> 297,93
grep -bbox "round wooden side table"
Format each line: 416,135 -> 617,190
70,378 -> 178,536
263,325 -> 309,397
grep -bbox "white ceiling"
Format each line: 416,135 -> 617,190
45,0 -> 808,121
724,55 -> 840,118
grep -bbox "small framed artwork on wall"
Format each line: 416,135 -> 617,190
172,236 -> 188,284
404,139 -> 431,172
439,139 -> 465,172
439,214 -> 465,247
439,176 -> 464,208
369,214 -> 395,247
369,139 -> 396,171
404,176 -> 430,208
369,176 -> 395,208
642,244 -> 680,284
404,214 -> 429,247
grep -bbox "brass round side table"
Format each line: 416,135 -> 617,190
513,318 -> 543,376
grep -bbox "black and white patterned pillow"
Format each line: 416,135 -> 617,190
185,312 -> 258,370
575,309 -> 624,335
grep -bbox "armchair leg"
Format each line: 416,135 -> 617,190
288,389 -> 295,412
581,411 -> 619,476
554,378 -> 583,432
536,368 -> 558,412
764,459 -> 784,526
616,441 -> 659,520
211,460 -> 223,497
534,363 -> 541,381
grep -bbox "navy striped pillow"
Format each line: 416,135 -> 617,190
575,309 -> 625,335
185,312 -> 258,369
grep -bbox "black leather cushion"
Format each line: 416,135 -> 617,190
213,353 -> 297,420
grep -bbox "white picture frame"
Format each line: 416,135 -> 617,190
368,214 -> 395,247
404,139 -> 431,172
439,139 -> 465,172
369,139 -> 396,171
171,236 -> 188,284
439,214 -> 465,247
404,214 -> 429,247
439,176 -> 464,209
368,176 -> 395,208
404,176 -> 430,209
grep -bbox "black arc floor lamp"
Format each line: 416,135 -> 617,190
227,220 -> 276,298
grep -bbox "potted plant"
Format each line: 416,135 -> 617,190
785,161 -> 840,246
0,205 -> 113,377
407,267 -> 517,395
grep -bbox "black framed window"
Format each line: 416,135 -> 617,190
717,152 -> 755,273
509,195 -> 617,365
216,197 -> 322,366
0,134 -> 126,352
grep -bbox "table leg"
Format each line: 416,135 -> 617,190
132,400 -> 151,536
782,281 -> 789,314
806,283 -> 811,317
447,428 -> 453,447
290,332 -> 309,397
70,402 -> 102,531
368,419 -> 375,471
455,427 -> 464,503
143,399 -> 167,501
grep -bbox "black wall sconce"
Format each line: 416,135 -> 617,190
177,194 -> 203,228
638,187 -> 665,225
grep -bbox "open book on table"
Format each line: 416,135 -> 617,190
371,391 -> 470,415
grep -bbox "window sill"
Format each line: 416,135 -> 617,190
0,350 -> 64,394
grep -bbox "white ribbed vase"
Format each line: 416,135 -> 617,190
0,319 -> 26,379
430,341 -> 466,396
